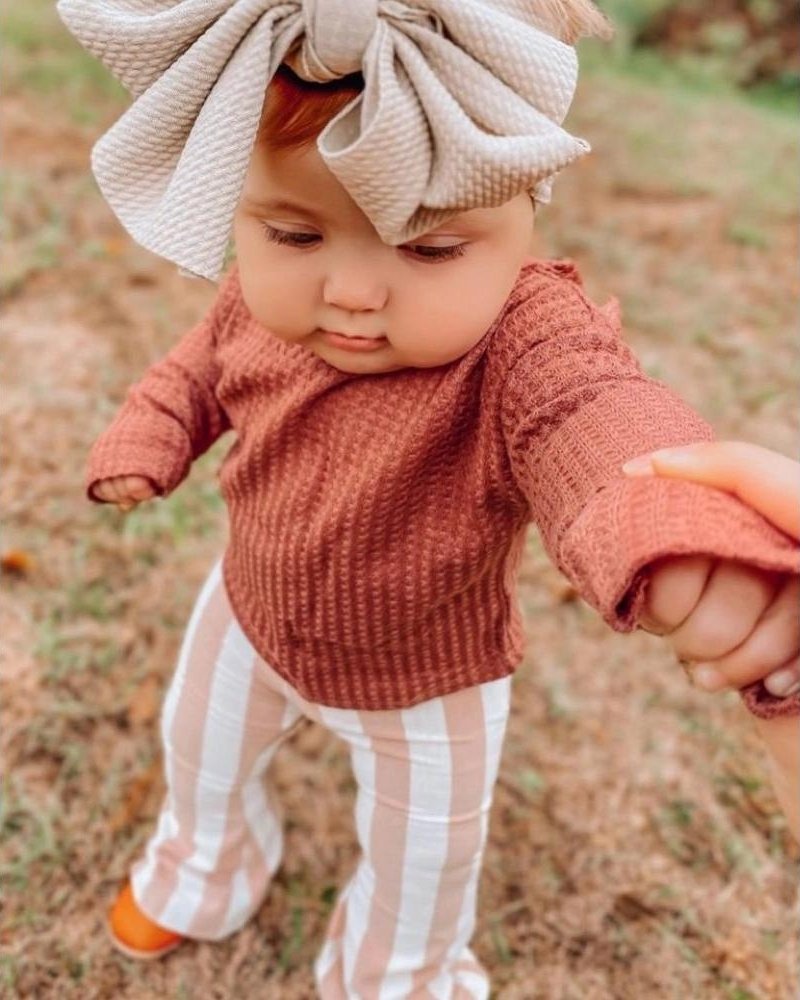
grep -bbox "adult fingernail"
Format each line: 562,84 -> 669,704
764,669 -> 800,697
692,665 -> 727,692
622,455 -> 655,476
649,447 -> 699,469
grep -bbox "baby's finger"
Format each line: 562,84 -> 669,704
122,476 -> 155,500
103,478 -> 127,505
641,554 -> 712,633
668,560 -> 781,663
95,476 -> 134,510
102,477 -> 137,510
92,479 -> 118,503
688,578 -> 800,693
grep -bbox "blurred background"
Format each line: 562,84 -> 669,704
1,2 -> 798,997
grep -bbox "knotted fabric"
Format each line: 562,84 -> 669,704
57,0 -> 591,281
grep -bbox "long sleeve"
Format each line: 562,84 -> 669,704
85,267 -> 240,501
500,273 -> 800,719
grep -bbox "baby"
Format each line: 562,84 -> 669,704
59,1 -> 799,996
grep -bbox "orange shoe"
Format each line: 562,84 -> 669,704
107,881 -> 185,960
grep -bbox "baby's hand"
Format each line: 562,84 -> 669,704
625,441 -> 800,843
641,555 -> 799,697
92,474 -> 157,511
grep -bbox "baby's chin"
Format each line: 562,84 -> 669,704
308,338 -> 408,375
308,340 -> 468,375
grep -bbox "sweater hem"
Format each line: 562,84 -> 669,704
221,552 -> 520,711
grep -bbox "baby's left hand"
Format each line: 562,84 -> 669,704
641,555 -> 800,697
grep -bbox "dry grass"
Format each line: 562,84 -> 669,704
1,6 -> 798,998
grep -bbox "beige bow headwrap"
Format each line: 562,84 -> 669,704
57,0 -> 591,282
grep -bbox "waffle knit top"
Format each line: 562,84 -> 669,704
85,258 -> 800,718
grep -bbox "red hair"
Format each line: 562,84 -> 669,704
257,64 -> 364,153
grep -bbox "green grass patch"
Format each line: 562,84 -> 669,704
34,614 -> 118,683
572,24 -> 800,229
1,0 -> 126,122
0,775 -> 67,893
120,479 -> 225,546
725,219 -> 771,249
581,3 -> 799,120
583,43 -> 788,114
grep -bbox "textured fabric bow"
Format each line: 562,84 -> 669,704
57,0 -> 591,281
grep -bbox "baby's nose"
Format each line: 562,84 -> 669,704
323,270 -> 388,312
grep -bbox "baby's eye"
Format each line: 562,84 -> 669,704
261,223 -> 319,247
405,243 -> 467,263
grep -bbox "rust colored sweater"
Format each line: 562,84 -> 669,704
85,259 -> 800,717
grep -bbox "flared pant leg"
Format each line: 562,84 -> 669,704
307,675 -> 512,999
129,558 -> 304,940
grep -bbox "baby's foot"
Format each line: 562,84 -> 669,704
107,881 -> 185,960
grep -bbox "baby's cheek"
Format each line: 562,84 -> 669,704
388,255 -> 517,366
393,320 -> 489,368
241,279 -> 306,343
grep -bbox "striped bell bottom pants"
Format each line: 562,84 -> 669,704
129,557 -> 512,999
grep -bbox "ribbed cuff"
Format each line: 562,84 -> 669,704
85,414 -> 191,501
558,476 -> 800,720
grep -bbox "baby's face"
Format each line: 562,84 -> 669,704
233,140 -> 535,374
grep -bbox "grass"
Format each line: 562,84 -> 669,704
0,776 -> 66,894
581,0 -> 800,119
0,171 -> 70,295
583,40 -> 799,116
726,219 -> 770,249
588,67 -> 795,220
120,479 -> 225,547
1,1 -> 125,124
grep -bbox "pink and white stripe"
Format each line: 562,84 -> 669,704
129,558 -> 511,998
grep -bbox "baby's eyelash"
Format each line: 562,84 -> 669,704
261,224 -> 318,248
410,243 -> 466,262
259,223 -> 467,263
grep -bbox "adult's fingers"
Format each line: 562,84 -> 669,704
623,441 -> 800,540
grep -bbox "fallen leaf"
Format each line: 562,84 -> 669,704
1,549 -> 34,575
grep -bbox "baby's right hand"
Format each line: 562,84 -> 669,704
92,475 -> 157,511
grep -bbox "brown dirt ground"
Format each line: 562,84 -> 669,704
1,46 -> 799,1000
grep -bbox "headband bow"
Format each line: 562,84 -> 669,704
57,0 -> 590,281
